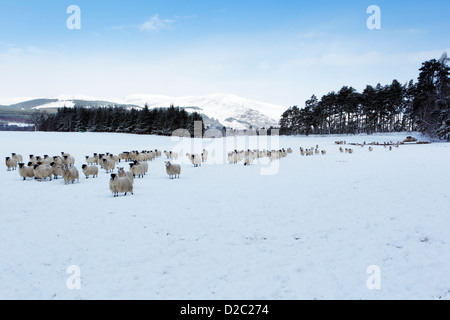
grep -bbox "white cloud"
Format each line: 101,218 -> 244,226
139,15 -> 174,32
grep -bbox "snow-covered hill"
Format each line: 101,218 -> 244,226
113,93 -> 286,129
0,94 -> 287,129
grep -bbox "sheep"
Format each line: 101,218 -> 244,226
62,165 -> 79,185
82,164 -> 99,179
93,153 -> 100,165
369,147 -> 373,152
85,155 -> 96,165
155,149 -> 162,158
165,151 -> 171,159
348,149 -> 354,154
50,162 -> 64,179
201,152 -> 208,163
190,154 -> 202,167
29,154 -> 37,165
18,163 -> 34,181
287,148 -> 293,154
62,155 -> 75,167
11,153 -> 23,163
118,152 -> 129,163
33,164 -> 53,181
165,161 -> 181,179
339,147 -> 344,153
129,163 -> 146,178
133,160 -> 148,175
321,150 -> 327,155
118,167 -> 134,184
102,158 -> 116,173
53,155 -> 63,165
228,152 -> 237,164
109,154 -> 119,164
389,146 -> 393,151
169,151 -> 179,160
40,155 -> 53,166
109,174 -> 133,197
244,156 -> 254,166
5,157 -> 18,171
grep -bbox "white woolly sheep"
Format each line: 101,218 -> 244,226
102,158 -> 116,173
85,156 -> 96,165
50,162 -> 64,180
82,164 -> 99,179
52,156 -> 63,165
129,163 -> 146,178
5,157 -> 17,171
11,153 -> 23,163
133,160 -> 148,174
369,147 -> 373,152
62,155 -> 75,167
33,164 -> 53,181
18,163 -> 34,181
244,156 -> 254,166
191,154 -> 202,167
110,173 -> 133,197
165,161 -> 181,179
169,151 -> 179,160
62,166 -> 79,185
118,167 -> 134,184
118,152 -> 129,163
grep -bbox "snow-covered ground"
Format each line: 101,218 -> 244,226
0,131 -> 449,300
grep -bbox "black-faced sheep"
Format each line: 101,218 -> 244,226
33,164 -> 53,181
82,164 -> 99,179
110,173 -> 133,197
5,157 -> 17,171
18,163 -> 34,180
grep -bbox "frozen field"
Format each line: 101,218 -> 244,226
0,131 -> 449,300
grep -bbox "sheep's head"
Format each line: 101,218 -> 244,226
11,153 -> 16,156
165,161 -> 171,167
6,157 -> 10,160
50,162 -> 55,167
85,156 -> 89,159
63,156 -> 68,160
110,173 -> 117,180
33,164 -> 39,169
29,155 -> 34,159
18,163 -> 25,168
27,162 -> 33,167
82,164 -> 87,169
129,163 -> 134,168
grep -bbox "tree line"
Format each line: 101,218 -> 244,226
280,54 -> 450,140
32,104 -> 205,136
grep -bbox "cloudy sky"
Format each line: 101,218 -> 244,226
0,0 -> 449,107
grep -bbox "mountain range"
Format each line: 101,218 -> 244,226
0,94 -> 287,129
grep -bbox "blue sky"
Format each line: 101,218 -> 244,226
0,0 -> 449,107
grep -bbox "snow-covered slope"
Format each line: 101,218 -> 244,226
1,94 -> 287,129
1,131 -> 449,300
114,93 -> 286,129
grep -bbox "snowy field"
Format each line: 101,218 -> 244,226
0,131 -> 449,300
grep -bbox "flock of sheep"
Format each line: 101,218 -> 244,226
5,138 -> 404,197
